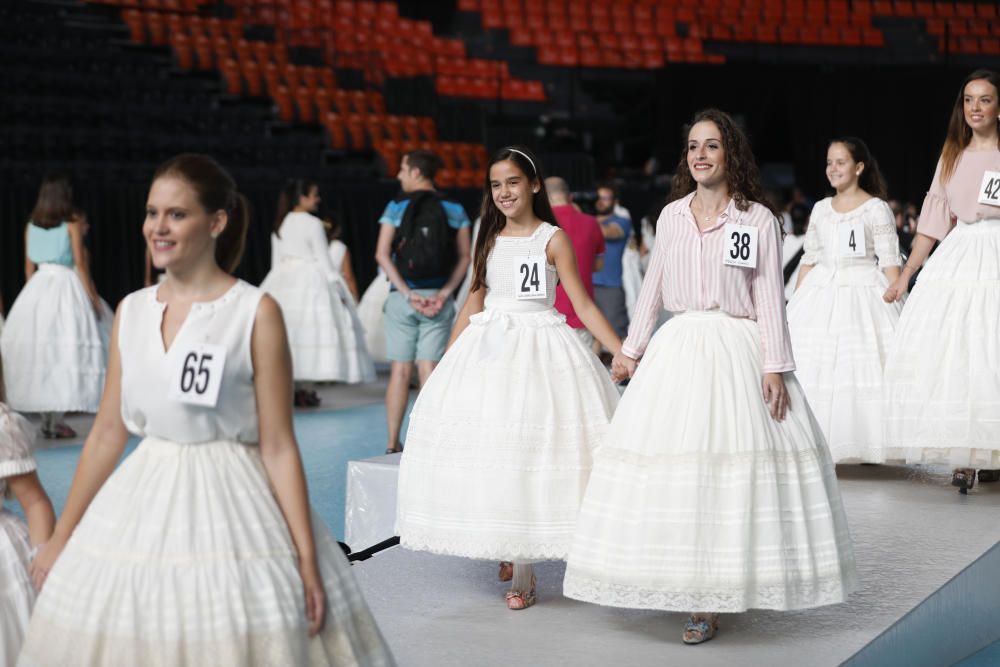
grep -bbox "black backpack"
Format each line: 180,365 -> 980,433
392,191 -> 457,281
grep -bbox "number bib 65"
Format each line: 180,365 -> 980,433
167,342 -> 227,407
722,223 -> 758,269
513,256 -> 547,300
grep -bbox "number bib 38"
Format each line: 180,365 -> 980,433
513,256 -> 547,300
722,223 -> 758,269
978,170 -> 1000,207
167,342 -> 227,407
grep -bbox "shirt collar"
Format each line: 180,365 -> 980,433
681,191 -> 735,232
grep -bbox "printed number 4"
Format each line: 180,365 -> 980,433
180,352 -> 213,394
848,229 -> 856,251
729,231 -> 751,261
520,263 -> 540,292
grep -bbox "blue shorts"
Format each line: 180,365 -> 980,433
383,290 -> 455,362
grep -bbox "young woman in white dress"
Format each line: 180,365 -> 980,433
563,110 -> 857,644
396,147 -> 622,610
261,180 -> 375,407
19,154 -> 395,666
786,138 -> 903,462
0,357 -> 55,665
0,174 -> 106,439
326,217 -> 360,303
883,69 -> 1000,493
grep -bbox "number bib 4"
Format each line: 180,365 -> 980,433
838,221 -> 867,258
978,170 -> 1000,207
167,342 -> 227,407
513,256 -> 547,300
722,223 -> 758,269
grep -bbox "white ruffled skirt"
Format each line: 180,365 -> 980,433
396,307 -> 620,561
357,273 -> 389,364
563,311 -> 857,613
883,219 -> 1000,467
0,264 -> 106,413
1,509 -> 34,667
261,259 -> 375,383
18,437 -> 395,667
787,263 -> 903,462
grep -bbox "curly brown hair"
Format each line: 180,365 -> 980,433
668,108 -> 777,216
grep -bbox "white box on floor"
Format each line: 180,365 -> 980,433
344,452 -> 400,552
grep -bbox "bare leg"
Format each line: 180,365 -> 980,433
385,361 -> 414,452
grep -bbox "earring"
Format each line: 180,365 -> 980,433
210,231 -> 220,239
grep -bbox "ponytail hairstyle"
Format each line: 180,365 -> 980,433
30,172 -> 77,229
152,154 -> 249,274
668,108 -> 777,216
939,68 -> 1000,184
829,136 -> 888,199
274,179 -> 319,234
471,146 -> 557,292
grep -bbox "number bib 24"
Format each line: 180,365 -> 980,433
167,342 -> 227,407
723,223 -> 758,269
513,256 -> 547,300
838,221 -> 867,258
978,170 -> 1000,207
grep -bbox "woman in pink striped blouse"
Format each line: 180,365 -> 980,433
564,109 -> 857,645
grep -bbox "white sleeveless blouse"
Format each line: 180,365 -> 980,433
118,280 -> 264,444
483,222 -> 560,313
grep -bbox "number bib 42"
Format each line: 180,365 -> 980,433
513,256 -> 547,300
167,342 -> 227,407
978,170 -> 1000,207
722,223 -> 758,269
838,221 -> 867,258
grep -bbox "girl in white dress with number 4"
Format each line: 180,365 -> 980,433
19,154 -> 394,666
564,110 -> 856,645
396,147 -> 621,611
882,69 -> 1000,493
786,138 -> 903,462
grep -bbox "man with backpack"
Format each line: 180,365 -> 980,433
375,149 -> 472,454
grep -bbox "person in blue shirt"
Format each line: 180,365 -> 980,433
592,182 -> 632,342
374,150 -> 471,454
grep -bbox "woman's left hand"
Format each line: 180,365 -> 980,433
299,558 -> 327,636
762,372 -> 789,422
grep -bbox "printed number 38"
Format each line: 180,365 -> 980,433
729,231 -> 751,261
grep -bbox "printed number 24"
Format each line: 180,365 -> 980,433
520,263 -> 540,292
729,231 -> 751,261
180,352 -> 212,394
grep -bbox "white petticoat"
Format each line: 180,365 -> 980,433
787,264 -> 903,462
357,274 -> 389,364
396,308 -> 620,561
563,311 -> 857,613
1,510 -> 34,667
883,219 -> 1000,467
261,259 -> 375,383
18,437 -> 395,667
0,264 -> 106,413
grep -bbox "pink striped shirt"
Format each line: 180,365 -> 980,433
622,192 -> 795,373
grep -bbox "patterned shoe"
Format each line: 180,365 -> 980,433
504,576 -> 537,610
682,615 -> 719,644
498,561 -> 513,582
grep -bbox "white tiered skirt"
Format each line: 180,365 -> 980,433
357,273 -> 389,364
18,437 -> 395,667
396,308 -> 620,561
261,259 -> 375,384
787,263 -> 903,462
0,264 -> 106,413
563,311 -> 857,613
883,219 -> 1000,467
1,510 -> 34,667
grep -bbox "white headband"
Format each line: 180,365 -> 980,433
506,148 -> 536,174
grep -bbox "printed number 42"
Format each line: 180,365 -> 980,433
520,263 -> 540,292
986,177 -> 1000,201
180,352 -> 213,394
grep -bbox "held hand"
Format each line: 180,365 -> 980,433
762,373 -> 789,422
611,351 -> 638,383
30,537 -> 66,590
883,275 -> 909,303
299,559 -> 327,636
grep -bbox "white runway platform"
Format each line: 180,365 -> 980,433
351,464 -> 1000,667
